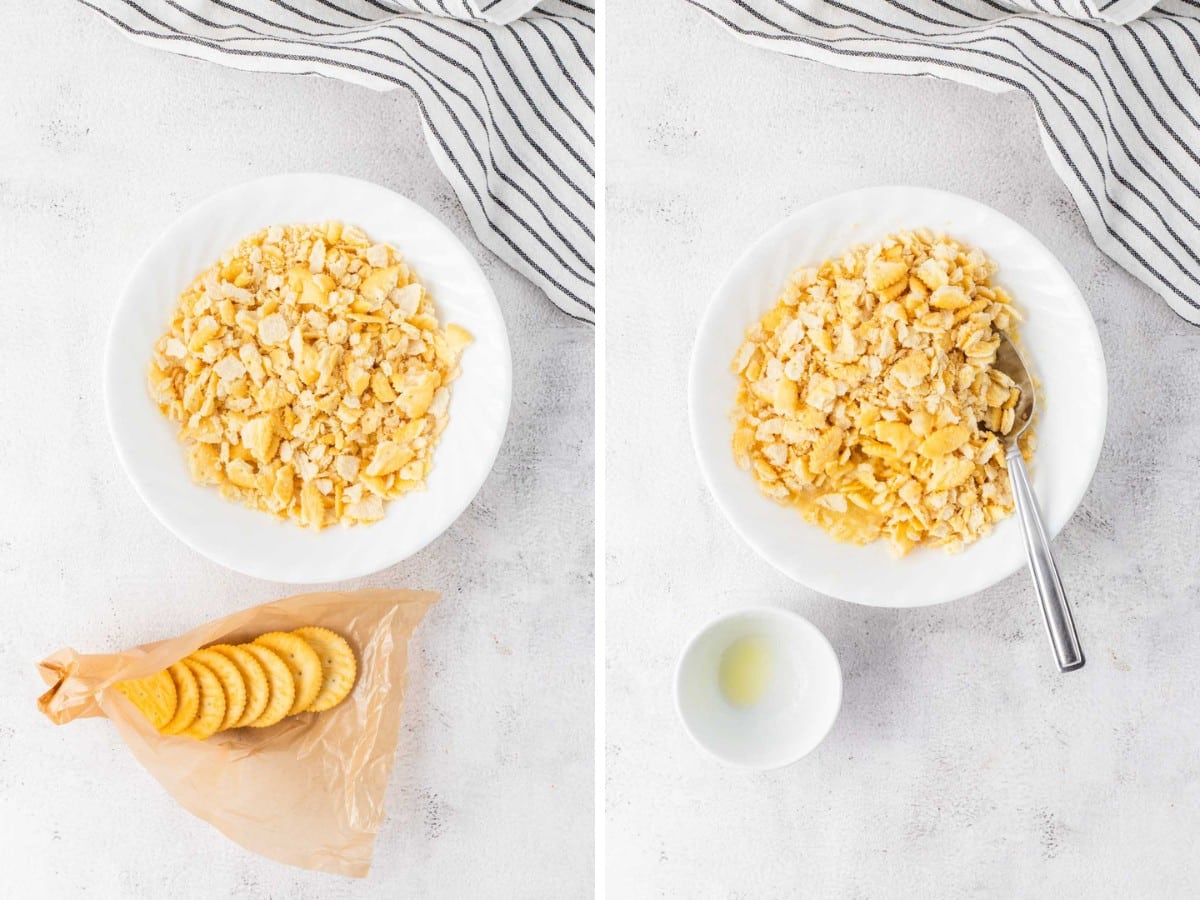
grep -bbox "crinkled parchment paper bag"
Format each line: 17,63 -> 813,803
36,589 -> 437,877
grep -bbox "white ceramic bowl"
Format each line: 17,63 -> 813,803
690,186 -> 1107,607
106,173 -> 511,583
675,607 -> 842,769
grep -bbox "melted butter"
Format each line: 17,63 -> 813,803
718,635 -> 772,707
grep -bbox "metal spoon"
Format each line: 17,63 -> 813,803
993,334 -> 1085,672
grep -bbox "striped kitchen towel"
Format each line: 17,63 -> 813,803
77,0 -> 596,322
689,0 -> 1200,325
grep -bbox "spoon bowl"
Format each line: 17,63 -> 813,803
993,333 -> 1085,672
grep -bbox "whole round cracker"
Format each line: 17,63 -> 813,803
240,643 -> 295,728
159,661 -> 200,735
292,627 -> 357,713
254,631 -> 322,715
182,659 -> 226,740
114,669 -> 177,731
188,647 -> 247,731
209,643 -> 269,728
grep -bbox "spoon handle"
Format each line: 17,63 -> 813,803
1006,446 -> 1084,672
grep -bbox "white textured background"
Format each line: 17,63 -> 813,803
607,2 -> 1200,897
0,3 -> 593,896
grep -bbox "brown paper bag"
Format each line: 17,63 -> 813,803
36,588 -> 438,878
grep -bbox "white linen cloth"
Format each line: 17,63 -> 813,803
689,0 -> 1200,323
76,0 -> 596,321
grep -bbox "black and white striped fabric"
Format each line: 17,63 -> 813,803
78,0 -> 596,322
689,0 -> 1200,324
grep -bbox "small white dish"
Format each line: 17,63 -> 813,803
689,186 -> 1107,607
675,607 -> 842,770
105,173 -> 511,583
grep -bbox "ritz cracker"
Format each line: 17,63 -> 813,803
37,589 -> 436,877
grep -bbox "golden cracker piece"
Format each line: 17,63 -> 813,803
240,643 -> 294,728
148,223 -> 470,531
188,647 -> 247,732
181,660 -> 226,741
209,643 -> 269,728
114,669 -> 177,731
159,662 -> 200,735
292,627 -> 357,713
254,631 -> 322,715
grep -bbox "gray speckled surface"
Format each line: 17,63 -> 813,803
606,1 -> 1200,896
0,3 -> 593,895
